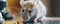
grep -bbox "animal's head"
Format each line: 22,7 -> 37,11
20,1 -> 38,21
21,2 -> 37,17
21,2 -> 38,22
22,2 -> 33,16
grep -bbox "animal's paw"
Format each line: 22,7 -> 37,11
37,19 -> 45,23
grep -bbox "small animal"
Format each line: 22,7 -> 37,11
20,0 -> 47,24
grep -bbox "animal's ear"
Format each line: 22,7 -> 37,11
33,1 -> 37,6
19,0 -> 25,6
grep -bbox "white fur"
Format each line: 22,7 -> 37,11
0,12 -> 4,22
20,0 -> 47,24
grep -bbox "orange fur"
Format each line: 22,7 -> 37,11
5,7 -> 23,24
6,7 -> 21,16
6,0 -> 23,24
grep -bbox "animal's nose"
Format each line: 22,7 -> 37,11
29,10 -> 32,13
22,10 -> 24,12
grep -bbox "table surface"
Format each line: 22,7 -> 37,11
46,17 -> 60,21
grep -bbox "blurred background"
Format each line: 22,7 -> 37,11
0,0 -> 6,12
0,0 -> 60,17
0,0 -> 60,24
42,0 -> 60,17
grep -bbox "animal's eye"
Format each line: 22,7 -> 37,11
22,10 -> 24,12
29,10 -> 32,13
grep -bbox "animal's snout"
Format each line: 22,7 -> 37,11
29,10 -> 32,13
